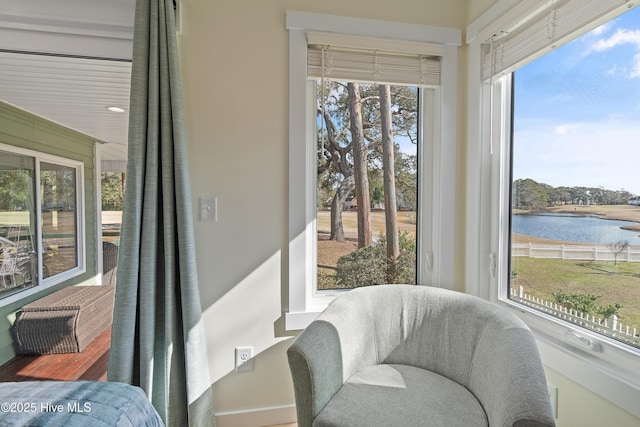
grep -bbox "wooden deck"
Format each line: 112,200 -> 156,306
0,327 -> 110,382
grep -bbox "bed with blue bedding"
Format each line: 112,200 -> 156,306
0,380 -> 164,426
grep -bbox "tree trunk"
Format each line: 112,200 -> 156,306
347,82 -> 372,248
330,175 -> 355,241
379,85 -> 399,280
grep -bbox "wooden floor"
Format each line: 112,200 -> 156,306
0,327 -> 111,382
0,329 -> 300,426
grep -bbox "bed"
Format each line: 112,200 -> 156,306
0,380 -> 164,426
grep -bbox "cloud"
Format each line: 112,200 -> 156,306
585,28 -> 640,79
590,28 -> 640,52
553,123 -> 579,135
589,22 -> 612,37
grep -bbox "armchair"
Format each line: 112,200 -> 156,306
287,285 -> 555,427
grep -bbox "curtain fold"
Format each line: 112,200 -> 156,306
107,1 -> 216,426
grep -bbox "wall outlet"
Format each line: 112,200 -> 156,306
547,384 -> 558,419
235,346 -> 254,373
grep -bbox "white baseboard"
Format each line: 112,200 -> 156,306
215,405 -> 297,427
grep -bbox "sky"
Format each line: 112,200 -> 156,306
513,6 -> 640,195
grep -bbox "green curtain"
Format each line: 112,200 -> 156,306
107,1 -> 216,426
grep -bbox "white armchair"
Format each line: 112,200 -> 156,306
287,285 -> 555,427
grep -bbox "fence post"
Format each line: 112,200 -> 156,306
561,244 -> 565,260
519,286 -> 523,299
611,315 -> 618,331
528,242 -> 532,258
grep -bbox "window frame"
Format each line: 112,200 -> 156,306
467,1 -> 640,418
0,143 -> 86,307
285,11 -> 461,330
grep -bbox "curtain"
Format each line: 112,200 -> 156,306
107,1 -> 216,426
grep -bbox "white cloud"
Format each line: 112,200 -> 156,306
553,123 -> 579,135
589,22 -> 612,37
590,28 -> 640,52
586,28 -> 640,79
605,65 -> 618,75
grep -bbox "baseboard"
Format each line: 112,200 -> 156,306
215,405 -> 296,427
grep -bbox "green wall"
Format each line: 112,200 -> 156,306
0,101 -> 99,364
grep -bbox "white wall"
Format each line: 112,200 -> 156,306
178,0 -> 640,425
178,0 -> 466,420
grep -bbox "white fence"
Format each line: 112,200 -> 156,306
512,242 -> 640,262
511,286 -> 640,347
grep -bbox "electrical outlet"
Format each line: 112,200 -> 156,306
547,384 -> 558,419
235,346 -> 254,373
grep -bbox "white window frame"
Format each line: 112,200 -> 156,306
0,143 -> 86,307
467,1 -> 640,418
285,11 -> 461,330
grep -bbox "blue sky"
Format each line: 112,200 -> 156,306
513,6 -> 640,195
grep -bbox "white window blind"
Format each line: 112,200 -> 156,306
481,0 -> 634,81
306,32 -> 442,86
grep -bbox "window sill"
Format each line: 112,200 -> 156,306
0,268 -> 85,309
285,311 -> 323,331
500,299 -> 640,419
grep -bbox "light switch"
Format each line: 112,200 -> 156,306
200,197 -> 217,222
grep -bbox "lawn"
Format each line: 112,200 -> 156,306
512,257 -> 640,330
316,210 -> 416,240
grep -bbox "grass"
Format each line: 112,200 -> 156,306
512,257 -> 640,329
316,210 -> 416,239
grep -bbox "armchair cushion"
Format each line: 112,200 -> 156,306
314,364 -> 487,427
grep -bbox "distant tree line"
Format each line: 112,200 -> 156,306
513,178 -> 636,210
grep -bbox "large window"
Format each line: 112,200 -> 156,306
510,5 -> 640,350
0,146 -> 84,301
286,12 -> 460,329
468,0 -> 640,417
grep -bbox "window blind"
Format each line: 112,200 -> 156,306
481,0 -> 634,81
306,32 -> 442,86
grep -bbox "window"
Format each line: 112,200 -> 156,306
468,0 -> 640,417
510,6 -> 640,350
0,145 -> 84,301
286,12 -> 461,329
315,82 -> 421,290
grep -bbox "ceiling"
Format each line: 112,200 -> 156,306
0,0 -> 135,170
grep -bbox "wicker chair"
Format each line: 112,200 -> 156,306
0,237 -> 19,288
102,241 -> 119,286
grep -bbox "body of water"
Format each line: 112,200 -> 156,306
512,213 -> 640,245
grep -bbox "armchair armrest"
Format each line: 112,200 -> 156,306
287,320 -> 344,427
469,315 -> 555,427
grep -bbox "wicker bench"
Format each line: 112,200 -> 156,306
13,285 -> 115,355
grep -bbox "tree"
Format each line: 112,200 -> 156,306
379,84 -> 399,279
320,107 -> 354,241
607,240 -> 629,266
513,178 -> 550,210
347,83 -> 372,248
101,173 -> 125,211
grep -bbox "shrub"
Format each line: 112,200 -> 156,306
335,232 -> 417,288
552,291 -> 623,318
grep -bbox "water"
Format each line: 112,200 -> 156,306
512,213 -> 640,245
